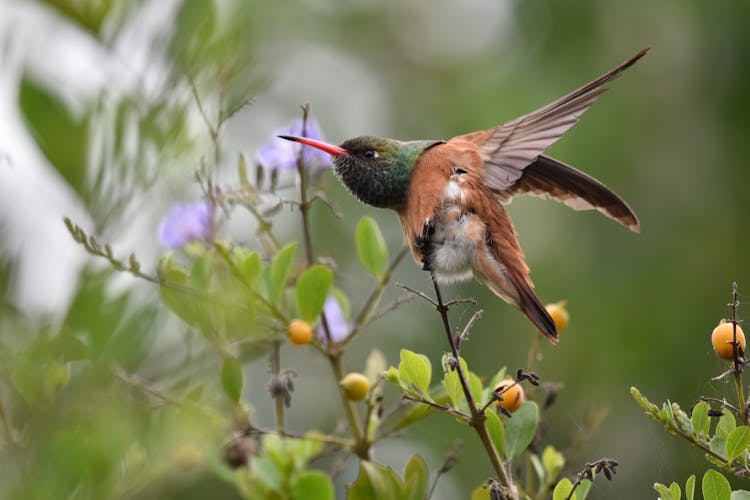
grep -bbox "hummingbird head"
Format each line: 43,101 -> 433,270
279,134 -> 442,209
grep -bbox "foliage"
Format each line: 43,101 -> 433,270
9,0 -> 747,498
633,284 -> 750,497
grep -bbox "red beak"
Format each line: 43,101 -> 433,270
278,135 -> 348,157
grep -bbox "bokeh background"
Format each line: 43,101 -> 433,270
2,0 -> 750,498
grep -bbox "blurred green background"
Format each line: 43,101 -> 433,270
2,0 -> 750,498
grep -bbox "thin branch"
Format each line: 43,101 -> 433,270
429,276 -> 518,500
288,105 -> 366,454
729,282 -> 747,424
340,245 -> 410,348
456,310 -> 483,351
396,282 -> 438,307
427,440 -> 463,500
367,293 -> 416,325
189,78 -> 218,141
401,395 -> 471,422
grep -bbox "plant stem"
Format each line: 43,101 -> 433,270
430,276 -> 518,500
290,105 -> 371,456
340,245 -> 409,349
730,282 -> 747,424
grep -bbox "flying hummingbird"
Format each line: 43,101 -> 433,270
280,49 -> 647,344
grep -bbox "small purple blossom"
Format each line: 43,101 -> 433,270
257,118 -> 331,171
158,201 -> 213,249
318,295 -> 349,343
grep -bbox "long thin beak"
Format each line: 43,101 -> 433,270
278,135 -> 348,156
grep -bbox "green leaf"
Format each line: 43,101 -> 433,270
731,491 -> 750,500
710,434 -> 727,459
190,255 -> 212,290
692,402 -> 711,438
295,265 -> 333,322
221,357 -> 243,402
542,446 -> 565,481
702,469 -> 731,500
631,386 -> 660,415
530,453 -> 545,483
442,354 -> 468,410
576,479 -> 593,500
19,76 -> 89,197
467,371 -> 484,405
233,248 -> 263,285
347,460 -> 404,500
717,413 -> 737,438
654,483 -> 675,500
670,481 -> 682,499
686,475 -> 696,500
253,456 -> 284,491
158,255 -> 206,329
504,401 -> 539,460
355,216 -> 389,277
392,403 -> 432,431
553,478 -> 575,500
291,471 -> 334,500
403,454 -> 429,500
725,426 -> 750,462
398,349 -> 432,397
270,243 -> 298,303
485,410 -> 505,457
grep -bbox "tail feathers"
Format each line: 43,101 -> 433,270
475,251 -> 559,344
509,271 -> 559,344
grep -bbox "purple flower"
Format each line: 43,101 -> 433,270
318,295 -> 349,343
257,118 -> 330,171
158,201 -> 213,249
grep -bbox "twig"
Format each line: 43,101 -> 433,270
396,282 -> 438,307
340,245 -> 410,348
427,440 -> 463,500
694,396 -> 740,416
189,78 -> 219,141
289,105 -> 367,456
366,293 -> 416,325
429,275 -> 518,500
456,310 -> 483,351
729,282 -> 747,424
401,395 -> 471,422
565,459 -> 619,500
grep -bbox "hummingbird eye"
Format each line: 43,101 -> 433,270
362,150 -> 379,159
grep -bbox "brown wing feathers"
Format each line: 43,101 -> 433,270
506,155 -> 640,232
463,49 -> 647,231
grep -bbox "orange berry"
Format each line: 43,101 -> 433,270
287,319 -> 313,345
711,320 -> 745,360
340,372 -> 370,401
546,301 -> 570,333
494,379 -> 525,413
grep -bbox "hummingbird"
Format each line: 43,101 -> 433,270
280,49 -> 646,344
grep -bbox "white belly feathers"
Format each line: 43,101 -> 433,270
429,177 -> 484,283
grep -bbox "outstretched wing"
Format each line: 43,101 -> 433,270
456,49 -> 646,231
